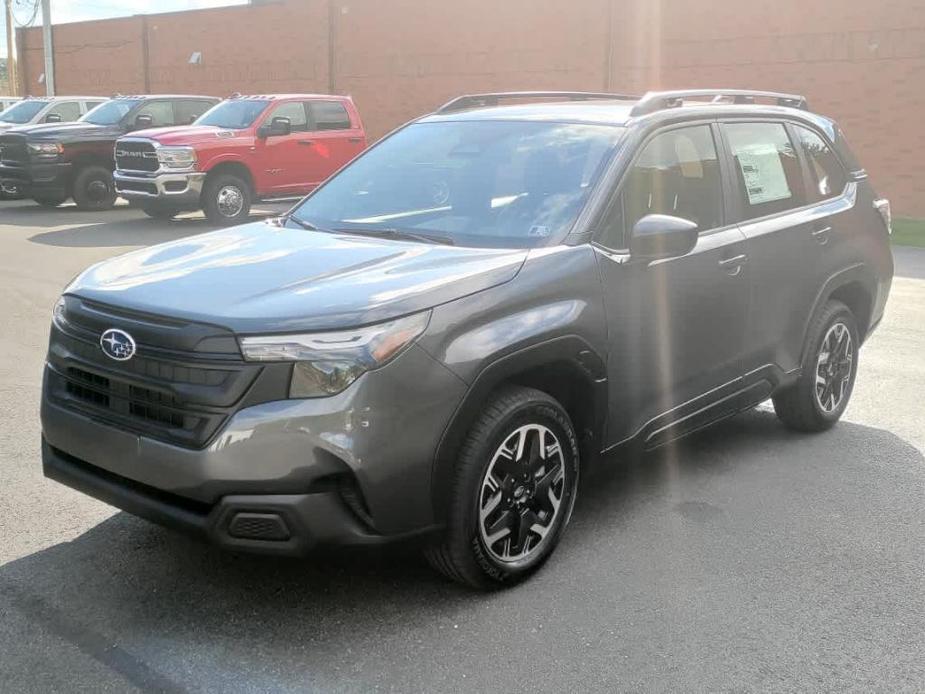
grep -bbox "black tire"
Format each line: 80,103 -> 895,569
425,386 -> 580,589
33,194 -> 68,208
141,204 -> 180,220
72,165 -> 117,211
202,173 -> 251,226
772,299 -> 859,432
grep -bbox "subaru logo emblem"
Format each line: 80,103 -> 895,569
100,328 -> 136,361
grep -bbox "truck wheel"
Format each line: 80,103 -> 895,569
72,166 -> 117,211
202,173 -> 251,225
141,204 -> 180,220
33,194 -> 69,208
424,386 -> 580,589
773,299 -> 859,432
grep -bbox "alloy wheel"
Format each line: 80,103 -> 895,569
216,185 -> 244,218
814,321 -> 853,413
478,424 -> 566,564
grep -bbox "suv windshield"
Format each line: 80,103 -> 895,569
80,99 -> 143,125
0,100 -> 49,123
291,120 -> 624,248
195,100 -> 270,129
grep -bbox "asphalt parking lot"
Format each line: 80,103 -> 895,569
0,199 -> 922,693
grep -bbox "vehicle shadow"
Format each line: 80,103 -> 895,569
892,245 -> 925,280
1,410 -> 922,691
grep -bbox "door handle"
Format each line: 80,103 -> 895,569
718,254 -> 747,276
347,137 -> 362,143
298,140 -> 314,146
812,225 -> 832,244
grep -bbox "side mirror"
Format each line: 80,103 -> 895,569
44,113 -> 63,123
133,114 -> 154,130
629,214 -> 698,260
258,116 -> 291,138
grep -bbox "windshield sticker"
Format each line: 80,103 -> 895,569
737,148 -> 792,205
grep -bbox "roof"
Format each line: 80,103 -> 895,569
226,93 -> 353,101
420,90 -> 824,128
111,94 -> 219,101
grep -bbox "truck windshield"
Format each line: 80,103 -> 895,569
80,99 -> 142,125
290,120 -> 624,248
0,100 -> 49,123
195,100 -> 270,129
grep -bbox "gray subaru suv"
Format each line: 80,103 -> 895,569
42,90 -> 893,588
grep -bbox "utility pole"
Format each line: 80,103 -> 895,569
41,0 -> 53,95
4,0 -> 17,95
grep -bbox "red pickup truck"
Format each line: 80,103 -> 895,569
113,94 -> 366,224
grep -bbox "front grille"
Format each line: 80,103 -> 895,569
0,135 -> 27,165
44,299 -> 279,449
116,179 -> 158,195
115,141 -> 158,172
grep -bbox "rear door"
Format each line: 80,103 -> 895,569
594,122 -> 751,447
300,100 -> 365,188
720,120 -> 844,378
174,99 -> 216,125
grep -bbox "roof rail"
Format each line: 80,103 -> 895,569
630,89 -> 808,117
437,91 -> 639,114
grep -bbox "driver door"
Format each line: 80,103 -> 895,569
255,101 -> 313,195
593,123 -> 751,448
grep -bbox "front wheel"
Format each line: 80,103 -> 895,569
72,166 -> 117,211
773,299 -> 859,432
425,386 -> 580,589
202,173 -> 251,226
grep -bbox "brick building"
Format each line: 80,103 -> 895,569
15,0 -> 925,215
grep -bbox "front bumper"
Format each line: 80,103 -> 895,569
41,343 -> 466,554
114,169 -> 205,207
0,160 -> 71,197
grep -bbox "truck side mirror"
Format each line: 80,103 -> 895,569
133,114 -> 154,130
44,113 -> 63,123
258,116 -> 291,138
629,214 -> 698,260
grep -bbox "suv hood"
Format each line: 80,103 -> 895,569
6,121 -> 119,141
66,221 -> 528,333
131,125 -> 239,145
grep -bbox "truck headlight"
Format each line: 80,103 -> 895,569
28,142 -> 63,157
239,311 -> 431,398
156,147 -> 197,169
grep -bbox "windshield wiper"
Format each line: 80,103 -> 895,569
281,215 -> 327,232
334,227 -> 455,246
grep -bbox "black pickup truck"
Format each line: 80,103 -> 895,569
0,94 -> 218,210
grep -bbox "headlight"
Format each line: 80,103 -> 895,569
28,142 -> 63,156
239,311 -> 431,398
52,296 -> 68,329
156,147 -> 197,169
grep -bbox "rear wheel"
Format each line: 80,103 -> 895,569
141,204 -> 180,220
773,299 -> 859,432
202,173 -> 251,225
425,386 -> 580,589
72,165 -> 117,211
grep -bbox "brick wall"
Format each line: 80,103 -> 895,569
17,0 -> 925,214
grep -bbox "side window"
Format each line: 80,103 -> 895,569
83,100 -> 105,114
175,100 -> 213,125
46,101 -> 81,122
310,101 -> 352,131
135,100 -> 175,127
266,101 -> 308,132
725,122 -> 805,220
793,125 -> 848,201
598,125 -> 723,249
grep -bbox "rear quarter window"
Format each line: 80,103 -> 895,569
792,125 -> 848,201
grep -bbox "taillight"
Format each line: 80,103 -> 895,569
873,199 -> 891,234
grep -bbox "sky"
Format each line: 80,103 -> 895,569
2,0 -> 247,58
